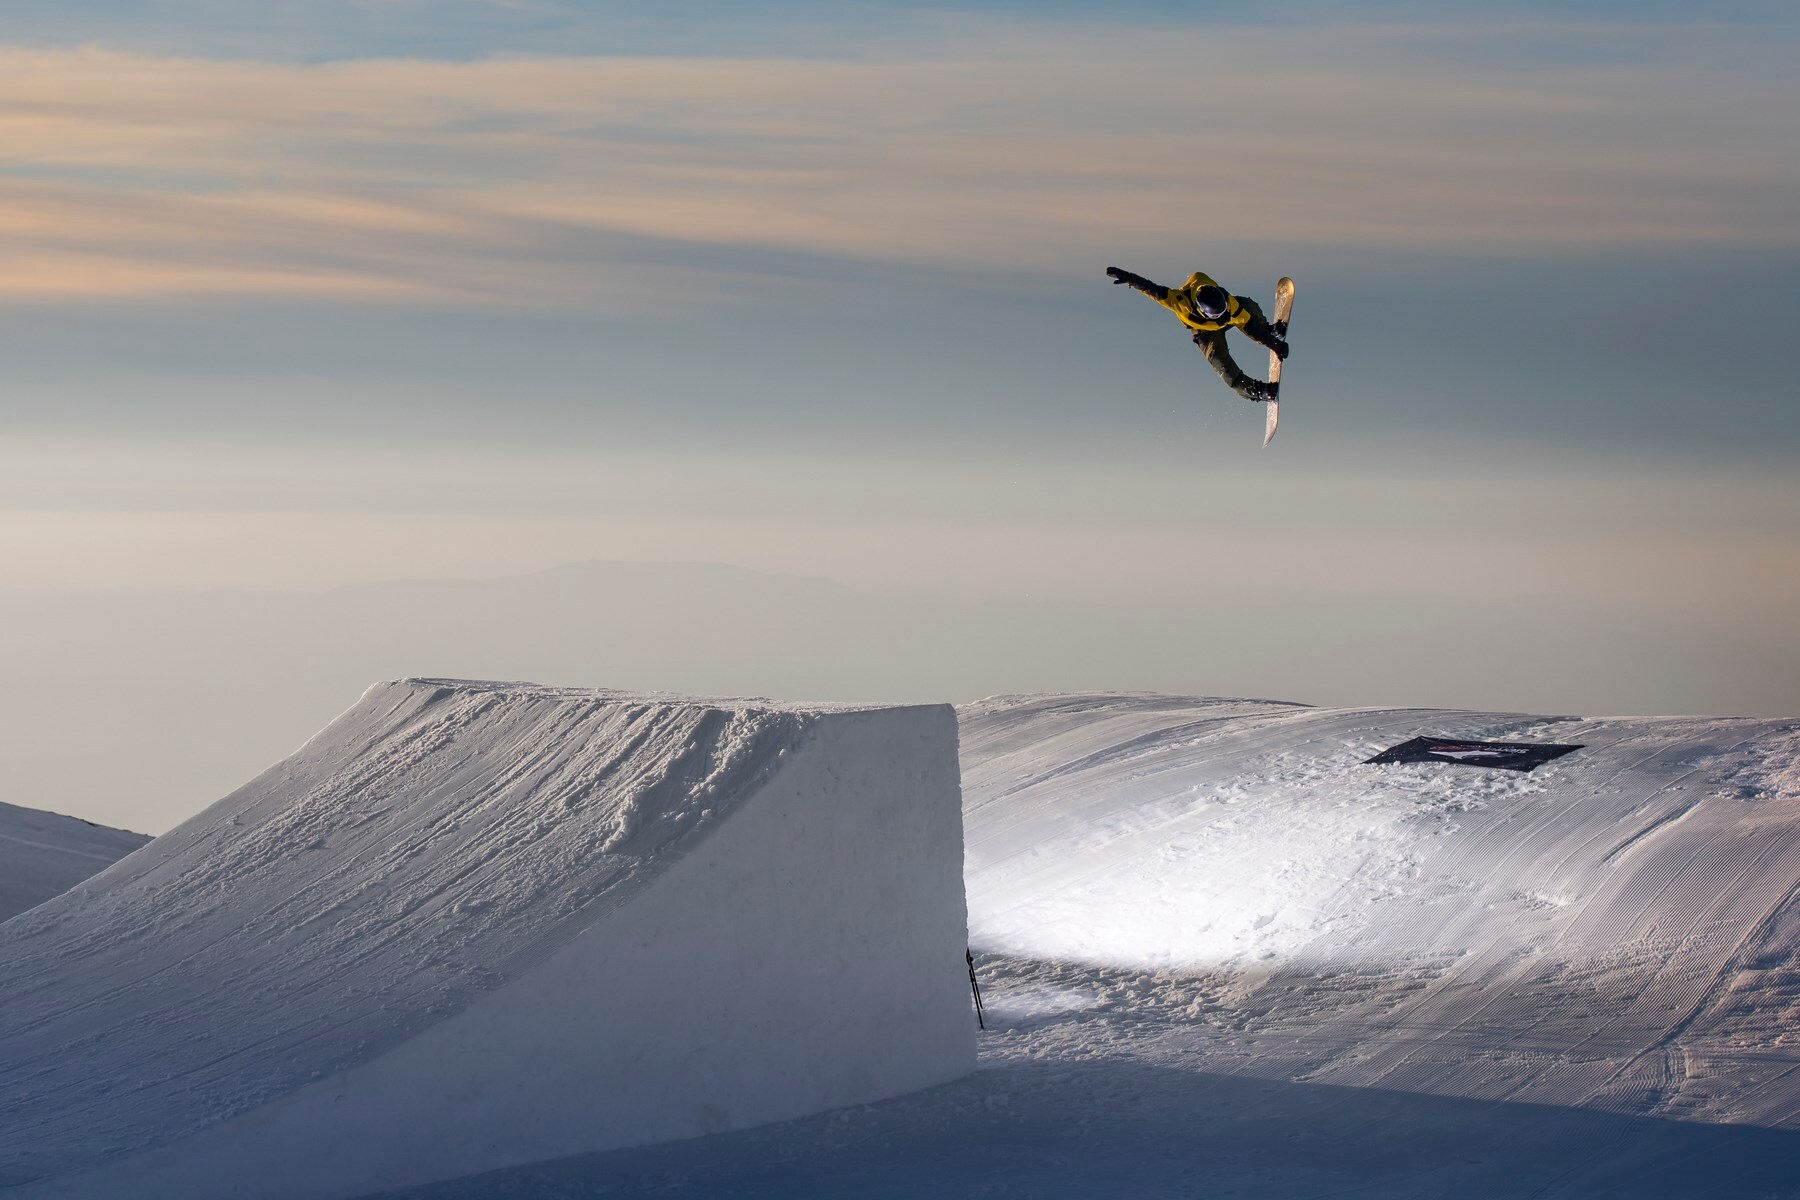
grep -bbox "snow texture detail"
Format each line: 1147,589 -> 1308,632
960,694 -> 1800,1129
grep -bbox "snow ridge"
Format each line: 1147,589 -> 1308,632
0,804 -> 146,925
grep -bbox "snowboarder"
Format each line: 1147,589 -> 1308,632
1106,267 -> 1289,403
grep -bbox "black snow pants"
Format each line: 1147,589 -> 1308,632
1194,297 -> 1281,403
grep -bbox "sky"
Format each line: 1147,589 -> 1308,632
2,2 -> 1798,828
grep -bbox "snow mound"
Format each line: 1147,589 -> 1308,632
963,693 -> 1800,1127
0,679 -> 972,1199
0,803 -> 146,924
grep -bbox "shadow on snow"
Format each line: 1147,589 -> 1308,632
369,1056 -> 1800,1200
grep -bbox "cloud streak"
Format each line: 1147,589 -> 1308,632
1,16 -> 1795,306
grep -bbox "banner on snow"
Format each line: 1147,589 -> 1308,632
1364,736 -> 1583,773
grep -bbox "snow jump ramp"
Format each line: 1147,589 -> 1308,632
0,680 -> 973,1200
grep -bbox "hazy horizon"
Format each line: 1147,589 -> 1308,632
3,1 -> 1795,834
5,555 -> 1795,836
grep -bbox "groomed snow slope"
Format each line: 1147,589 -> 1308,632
359,692 -> 1800,1200
0,679 -> 972,1200
962,694 -> 1800,1128
0,803 -> 146,923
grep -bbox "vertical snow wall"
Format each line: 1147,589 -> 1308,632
0,680 -> 973,1199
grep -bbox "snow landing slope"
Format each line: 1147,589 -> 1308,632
963,694 -> 1800,1129
0,803 -> 146,923
0,679 -> 972,1200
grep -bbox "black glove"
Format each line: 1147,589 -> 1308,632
1108,267 -> 1170,302
1107,266 -> 1157,288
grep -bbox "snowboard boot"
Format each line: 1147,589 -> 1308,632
1245,314 -> 1290,361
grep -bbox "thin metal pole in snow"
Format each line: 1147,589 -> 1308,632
966,948 -> 986,1031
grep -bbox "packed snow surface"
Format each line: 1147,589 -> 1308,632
384,693 -> 1800,1199
0,679 -> 972,1199
960,695 -> 1800,1126
0,802 -> 145,923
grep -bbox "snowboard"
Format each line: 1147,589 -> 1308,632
1263,276 -> 1295,447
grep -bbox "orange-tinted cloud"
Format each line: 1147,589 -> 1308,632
0,23 -> 1793,306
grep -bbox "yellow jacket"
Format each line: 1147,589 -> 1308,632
1153,271 -> 1253,334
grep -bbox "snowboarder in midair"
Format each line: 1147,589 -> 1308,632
1106,267 -> 1289,403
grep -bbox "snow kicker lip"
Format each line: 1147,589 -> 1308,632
0,679 -> 974,1200
1364,735 -> 1584,772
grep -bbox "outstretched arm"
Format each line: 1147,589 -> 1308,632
1105,266 -> 1170,303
